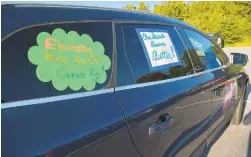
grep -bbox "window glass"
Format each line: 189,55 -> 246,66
233,54 -> 246,65
2,22 -> 114,102
121,24 -> 194,84
115,24 -> 135,87
47,22 -> 114,96
2,29 -> 51,102
176,27 -> 207,72
183,29 -> 225,70
122,25 -> 151,82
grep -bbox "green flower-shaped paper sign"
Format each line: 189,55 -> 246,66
28,28 -> 111,91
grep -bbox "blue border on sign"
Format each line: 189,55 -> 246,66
135,28 -> 184,72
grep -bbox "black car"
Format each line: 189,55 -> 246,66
2,4 -> 249,157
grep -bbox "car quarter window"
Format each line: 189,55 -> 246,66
2,22 -> 114,102
116,24 -> 194,86
178,28 -> 226,71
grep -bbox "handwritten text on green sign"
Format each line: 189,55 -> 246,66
28,28 -> 111,91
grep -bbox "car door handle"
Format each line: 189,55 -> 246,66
149,113 -> 174,135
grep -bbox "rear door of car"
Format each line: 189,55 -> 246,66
114,22 -> 213,157
1,20 -> 140,157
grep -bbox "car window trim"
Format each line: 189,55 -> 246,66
1,88 -> 114,109
116,65 -> 227,91
3,65 -> 228,109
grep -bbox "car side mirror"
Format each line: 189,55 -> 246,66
230,52 -> 248,66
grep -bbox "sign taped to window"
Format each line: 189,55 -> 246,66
135,28 -> 182,71
28,28 -> 111,91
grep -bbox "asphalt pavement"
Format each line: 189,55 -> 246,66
203,47 -> 251,157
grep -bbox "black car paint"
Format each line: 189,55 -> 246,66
1,4 -> 249,157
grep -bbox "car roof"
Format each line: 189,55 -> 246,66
2,3 -> 197,38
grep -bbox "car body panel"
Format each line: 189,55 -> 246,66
115,72 -> 214,157
1,4 -> 249,157
208,68 -> 229,137
207,65 -> 248,143
2,90 -> 140,157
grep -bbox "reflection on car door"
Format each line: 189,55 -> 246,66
114,23 -> 213,157
178,27 -> 237,145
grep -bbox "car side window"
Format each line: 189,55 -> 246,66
46,22 -> 114,96
2,22 -> 114,102
181,28 -> 225,70
2,29 -> 51,102
118,24 -> 194,85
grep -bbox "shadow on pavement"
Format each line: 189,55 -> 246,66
245,83 -> 251,101
244,83 -> 251,157
243,83 -> 251,126
248,131 -> 251,157
243,111 -> 251,125
201,122 -> 230,157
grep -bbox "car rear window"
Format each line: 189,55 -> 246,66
2,22 -> 114,102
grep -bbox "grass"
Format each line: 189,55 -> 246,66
225,37 -> 251,47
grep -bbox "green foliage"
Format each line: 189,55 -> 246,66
138,2 -> 150,12
153,2 -> 188,20
184,2 -> 251,44
122,4 -> 136,11
225,36 -> 251,47
123,1 -> 150,12
123,1 -> 251,45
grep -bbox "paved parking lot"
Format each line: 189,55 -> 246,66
204,47 -> 251,157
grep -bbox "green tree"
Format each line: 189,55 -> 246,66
233,1 -> 251,19
123,4 -> 136,10
123,1 -> 251,45
153,1 -> 188,20
185,2 -> 251,44
137,2 -> 150,12
123,2 -> 150,12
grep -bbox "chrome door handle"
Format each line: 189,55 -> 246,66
149,114 -> 174,135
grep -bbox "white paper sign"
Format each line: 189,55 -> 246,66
138,31 -> 179,67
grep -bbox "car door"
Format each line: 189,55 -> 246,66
178,28 -> 239,144
114,23 -> 213,157
1,21 -> 140,157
